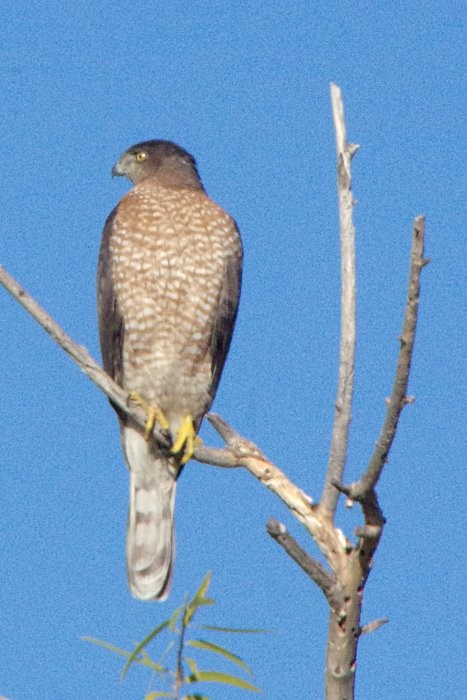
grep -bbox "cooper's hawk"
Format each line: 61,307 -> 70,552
97,140 -> 242,601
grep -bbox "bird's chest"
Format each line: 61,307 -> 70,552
107,196 -> 228,408
110,218 -> 225,331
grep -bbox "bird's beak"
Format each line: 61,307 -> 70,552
111,159 -> 125,178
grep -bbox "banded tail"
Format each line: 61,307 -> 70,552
122,425 -> 177,601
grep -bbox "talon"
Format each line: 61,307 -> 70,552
171,415 -> 201,464
128,391 -> 170,439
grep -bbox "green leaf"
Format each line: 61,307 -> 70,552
185,657 -> 200,678
181,695 -> 210,699
199,625 -> 271,634
184,573 -> 215,626
186,639 -> 251,673
145,693 -> 172,699
168,603 -> 185,631
183,598 -> 215,626
82,637 -> 166,674
121,619 -> 171,679
82,636 -> 132,659
157,638 -> 176,665
193,571 -> 212,600
185,670 -> 260,693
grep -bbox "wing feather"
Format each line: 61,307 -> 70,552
208,221 -> 243,403
97,206 -> 125,398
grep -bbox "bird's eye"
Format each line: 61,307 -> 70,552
135,152 -> 147,162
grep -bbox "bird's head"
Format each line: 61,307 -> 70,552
111,140 -> 203,189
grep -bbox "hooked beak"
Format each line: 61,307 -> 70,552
111,159 -> 125,178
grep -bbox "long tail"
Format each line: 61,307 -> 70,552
121,425 -> 177,601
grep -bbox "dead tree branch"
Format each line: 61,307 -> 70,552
266,518 -> 336,600
337,216 -> 427,500
205,414 -> 348,574
319,82 -> 358,518
0,263 -> 170,451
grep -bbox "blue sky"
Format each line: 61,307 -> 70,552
0,1 -> 465,698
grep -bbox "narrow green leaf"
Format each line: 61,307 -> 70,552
181,695 -> 210,699
185,671 -> 260,693
185,657 -> 200,679
82,637 -> 166,674
184,598 -> 215,625
158,638 -> 176,665
193,571 -> 212,600
168,603 -> 185,631
184,573 -> 215,625
187,639 -> 251,673
199,625 -> 271,634
82,636 -> 132,659
145,693 -> 173,699
121,619 -> 171,679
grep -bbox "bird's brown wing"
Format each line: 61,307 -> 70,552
97,206 -> 124,389
208,221 -> 243,406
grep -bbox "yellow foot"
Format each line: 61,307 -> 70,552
171,415 -> 201,465
128,391 -> 170,440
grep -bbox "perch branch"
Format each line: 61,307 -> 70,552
320,82 -> 358,518
0,264 -> 170,450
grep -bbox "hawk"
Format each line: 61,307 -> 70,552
97,140 -> 242,601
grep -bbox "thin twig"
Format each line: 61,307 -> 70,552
174,605 -> 188,699
320,83 -> 358,518
360,617 -> 389,637
266,518 -> 336,600
338,216 -> 427,500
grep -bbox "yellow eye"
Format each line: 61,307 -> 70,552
135,151 -> 147,162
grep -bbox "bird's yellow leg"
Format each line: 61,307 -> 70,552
171,415 -> 201,465
128,391 -> 170,439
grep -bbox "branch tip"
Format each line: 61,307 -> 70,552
266,517 -> 286,536
360,617 -> 389,636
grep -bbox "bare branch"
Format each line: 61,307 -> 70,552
0,263 -> 171,449
338,216 -> 426,500
320,83 -> 358,517
266,518 -> 336,600
205,413 -> 267,460
206,414 -> 348,573
360,617 -> 389,637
